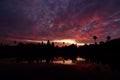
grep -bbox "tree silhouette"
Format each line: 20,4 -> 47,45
93,36 -> 97,44
106,36 -> 111,42
62,42 -> 65,47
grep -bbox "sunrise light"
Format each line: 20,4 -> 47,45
52,39 -> 85,46
16,39 -> 85,46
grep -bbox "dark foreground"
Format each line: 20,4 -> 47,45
0,63 -> 120,80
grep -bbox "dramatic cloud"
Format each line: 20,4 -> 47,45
0,0 -> 120,45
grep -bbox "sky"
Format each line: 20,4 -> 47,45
0,0 -> 120,46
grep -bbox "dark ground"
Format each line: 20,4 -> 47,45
0,63 -> 120,80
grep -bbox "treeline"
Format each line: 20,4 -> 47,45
0,38 -> 120,70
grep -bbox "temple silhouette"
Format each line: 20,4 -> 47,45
0,36 -> 120,71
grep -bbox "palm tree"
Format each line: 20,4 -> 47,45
93,36 -> 97,44
62,42 -> 65,47
106,36 -> 111,42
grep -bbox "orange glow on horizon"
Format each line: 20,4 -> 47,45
3,38 -> 85,47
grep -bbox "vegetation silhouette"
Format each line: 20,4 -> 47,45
0,36 -> 120,71
93,36 -> 97,45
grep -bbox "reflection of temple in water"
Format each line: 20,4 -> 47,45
52,56 -> 86,64
0,56 -> 86,64
76,56 -> 86,62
